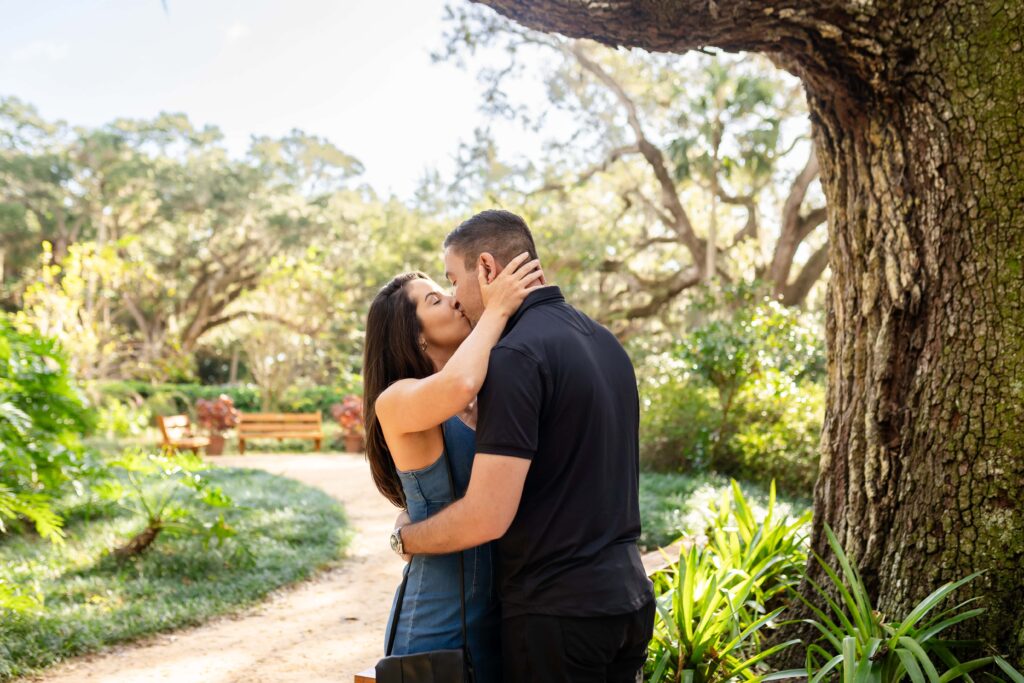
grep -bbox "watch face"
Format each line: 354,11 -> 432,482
390,531 -> 400,553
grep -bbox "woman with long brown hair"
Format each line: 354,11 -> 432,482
363,252 -> 541,682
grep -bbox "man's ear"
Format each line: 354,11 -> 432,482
478,252 -> 499,284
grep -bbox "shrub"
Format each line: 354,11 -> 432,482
645,480 -> 808,682
725,371 -> 824,492
705,481 -> 811,608
96,449 -> 240,559
640,375 -> 719,472
0,316 -> 96,546
642,487 -> 1024,683
96,397 -> 151,438
92,381 -> 359,420
638,287 -> 825,496
638,472 -> 729,550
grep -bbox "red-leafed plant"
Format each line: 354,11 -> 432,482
195,394 -> 240,435
330,395 -> 364,439
330,395 -> 365,452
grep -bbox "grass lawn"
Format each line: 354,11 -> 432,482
0,468 -> 350,680
638,471 -> 812,551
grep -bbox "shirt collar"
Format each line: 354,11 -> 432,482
503,285 -> 564,336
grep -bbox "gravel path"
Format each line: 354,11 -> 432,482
30,453 -> 404,683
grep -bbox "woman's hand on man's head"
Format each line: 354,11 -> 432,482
479,252 -> 543,317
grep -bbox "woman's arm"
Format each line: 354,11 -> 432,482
375,253 -> 541,435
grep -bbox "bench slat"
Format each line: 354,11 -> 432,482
161,415 -> 191,428
236,412 -> 324,454
239,413 -> 321,422
237,423 -> 324,432
238,431 -> 325,439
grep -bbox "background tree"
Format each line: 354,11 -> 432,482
436,7 -> 830,339
1,104 -> 370,381
475,0 -> 1024,661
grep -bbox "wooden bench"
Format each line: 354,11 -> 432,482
237,412 -> 323,454
157,414 -> 210,455
352,542 -> 686,681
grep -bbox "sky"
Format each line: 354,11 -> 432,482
0,0 -> 521,199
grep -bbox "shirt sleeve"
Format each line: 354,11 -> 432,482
475,346 -> 543,460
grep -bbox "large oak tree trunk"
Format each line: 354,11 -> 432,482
477,0 -> 1024,661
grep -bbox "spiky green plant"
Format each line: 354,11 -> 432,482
707,480 -> 812,609
97,449 -> 241,558
800,525 -> 1023,683
646,542 -> 804,682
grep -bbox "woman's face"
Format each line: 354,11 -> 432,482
405,278 -> 471,351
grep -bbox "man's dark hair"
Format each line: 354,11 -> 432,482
444,209 -> 539,269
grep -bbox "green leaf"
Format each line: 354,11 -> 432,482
810,654 -> 845,683
914,609 -> 986,644
995,657 -> 1024,683
843,636 -> 858,683
892,572 -> 984,641
897,636 -> 942,683
937,657 -> 995,683
898,648 -> 928,683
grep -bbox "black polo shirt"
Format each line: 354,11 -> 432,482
475,286 -> 653,618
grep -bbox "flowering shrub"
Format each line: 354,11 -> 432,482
195,394 -> 239,434
330,395 -> 364,438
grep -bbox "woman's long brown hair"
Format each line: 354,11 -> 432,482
363,272 -> 436,508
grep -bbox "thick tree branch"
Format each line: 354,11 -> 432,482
180,269 -> 263,351
565,42 -> 706,270
604,266 -> 703,322
627,188 -> 679,232
476,1 -> 897,97
121,295 -> 156,343
717,191 -> 758,246
781,240 -> 830,306
769,149 -> 821,295
199,309 -> 314,338
797,206 -> 828,242
527,144 -> 640,196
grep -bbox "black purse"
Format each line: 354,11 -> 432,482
375,427 -> 475,682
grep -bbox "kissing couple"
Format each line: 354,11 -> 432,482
363,210 -> 655,682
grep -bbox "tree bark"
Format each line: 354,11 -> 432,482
477,0 -> 1024,661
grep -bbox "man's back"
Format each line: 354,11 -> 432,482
475,286 -> 653,618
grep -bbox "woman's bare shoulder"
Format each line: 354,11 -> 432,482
375,377 -> 420,417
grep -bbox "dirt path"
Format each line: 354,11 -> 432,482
31,453 -> 405,683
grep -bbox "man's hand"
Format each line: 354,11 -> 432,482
394,509 -> 412,563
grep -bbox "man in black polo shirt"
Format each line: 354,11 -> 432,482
394,210 -> 654,682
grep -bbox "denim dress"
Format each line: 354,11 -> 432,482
384,417 -> 502,682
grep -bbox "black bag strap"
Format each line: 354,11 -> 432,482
385,422 -> 469,658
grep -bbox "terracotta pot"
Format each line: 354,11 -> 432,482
343,433 -> 365,453
206,433 -> 226,456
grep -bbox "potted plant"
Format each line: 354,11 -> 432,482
195,394 -> 239,456
330,395 -> 365,453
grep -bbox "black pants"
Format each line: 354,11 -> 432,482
501,599 -> 655,682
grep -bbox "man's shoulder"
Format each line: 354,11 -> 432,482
491,336 -> 541,367
504,299 -> 617,348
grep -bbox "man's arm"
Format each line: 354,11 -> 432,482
400,453 -> 530,554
